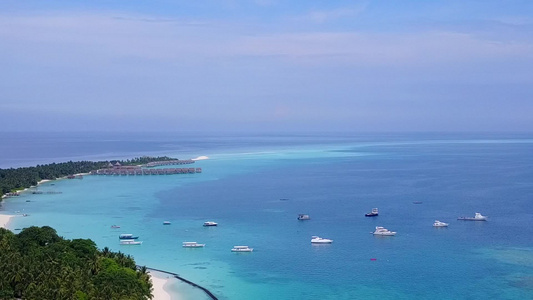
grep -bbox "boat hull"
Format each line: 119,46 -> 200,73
373,232 -> 396,236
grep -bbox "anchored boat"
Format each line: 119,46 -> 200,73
372,226 -> 396,236
365,208 -> 379,217
457,212 -> 487,221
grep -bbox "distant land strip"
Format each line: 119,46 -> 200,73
0,156 -> 194,196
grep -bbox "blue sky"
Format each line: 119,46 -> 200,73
1,0 -> 532,132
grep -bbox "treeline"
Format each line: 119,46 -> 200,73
116,156 -> 178,166
0,226 -> 152,300
0,156 -> 178,194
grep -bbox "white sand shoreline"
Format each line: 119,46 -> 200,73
0,213 -> 14,229
149,271 -> 182,300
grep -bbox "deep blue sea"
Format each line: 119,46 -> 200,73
1,132 -> 532,299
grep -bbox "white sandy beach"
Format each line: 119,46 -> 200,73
149,271 -> 182,300
0,213 -> 14,229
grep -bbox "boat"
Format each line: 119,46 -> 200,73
433,220 -> 449,227
457,212 -> 487,221
119,234 -> 139,240
182,242 -> 205,248
412,201 -> 423,204
203,221 -> 218,227
120,239 -> 143,245
111,225 -> 120,229
311,236 -> 333,244
163,221 -> 171,225
365,208 -> 379,217
297,214 -> 310,220
231,245 -> 253,252
371,226 -> 396,236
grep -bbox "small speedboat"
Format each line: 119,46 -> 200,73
163,221 -> 171,225
111,225 -> 121,229
182,242 -> 205,248
231,246 -> 253,252
457,212 -> 487,221
203,221 -> 218,227
365,208 -> 379,217
433,220 -> 449,227
120,239 -> 143,245
372,226 -> 396,236
311,236 -> 333,244
298,214 -> 310,220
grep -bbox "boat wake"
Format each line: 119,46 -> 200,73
192,156 -> 209,161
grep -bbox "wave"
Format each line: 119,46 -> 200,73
191,156 -> 209,161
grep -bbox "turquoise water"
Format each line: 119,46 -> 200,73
2,132 -> 533,299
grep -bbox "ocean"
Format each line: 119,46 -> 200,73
1,131 -> 532,299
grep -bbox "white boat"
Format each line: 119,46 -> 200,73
311,236 -> 333,244
120,239 -> 143,245
203,221 -> 218,227
372,226 -> 396,236
163,221 -> 171,225
119,234 -> 139,239
231,245 -> 253,252
297,214 -> 310,220
433,220 -> 449,227
182,242 -> 205,248
457,212 -> 487,221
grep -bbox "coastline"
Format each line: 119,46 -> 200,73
1,172 -> 91,199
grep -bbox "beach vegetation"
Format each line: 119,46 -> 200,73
0,226 -> 152,300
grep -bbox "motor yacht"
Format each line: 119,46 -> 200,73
433,220 -> 449,227
372,226 -> 396,236
298,214 -> 310,220
203,221 -> 218,227
457,212 -> 487,221
311,236 -> 333,244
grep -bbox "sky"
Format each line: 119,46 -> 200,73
1,0 -> 532,132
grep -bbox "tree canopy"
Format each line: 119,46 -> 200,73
0,226 -> 152,300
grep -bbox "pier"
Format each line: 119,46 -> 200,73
138,266 -> 218,300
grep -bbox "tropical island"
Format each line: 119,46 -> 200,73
0,156 -> 186,196
0,226 -> 152,299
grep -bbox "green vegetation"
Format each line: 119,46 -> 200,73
0,226 -> 152,300
0,156 -> 177,194
117,156 -> 178,166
